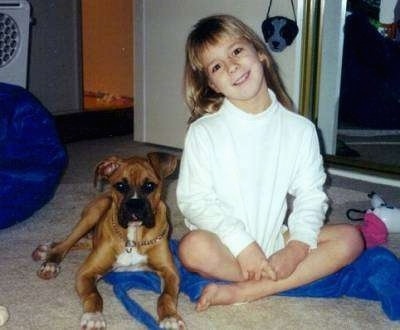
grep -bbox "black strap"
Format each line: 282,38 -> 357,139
346,208 -> 367,221
266,0 -> 297,22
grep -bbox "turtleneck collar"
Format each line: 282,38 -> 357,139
221,89 -> 279,121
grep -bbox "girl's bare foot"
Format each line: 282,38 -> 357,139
196,283 -> 239,311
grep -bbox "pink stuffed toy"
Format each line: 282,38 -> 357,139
356,210 -> 388,248
347,191 -> 400,248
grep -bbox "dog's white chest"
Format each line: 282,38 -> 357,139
115,248 -> 147,268
113,225 -> 148,270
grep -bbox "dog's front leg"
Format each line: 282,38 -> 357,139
76,246 -> 114,330
150,245 -> 185,329
76,273 -> 105,330
157,266 -> 185,329
32,196 -> 112,280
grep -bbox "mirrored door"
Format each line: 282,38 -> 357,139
307,0 -> 400,176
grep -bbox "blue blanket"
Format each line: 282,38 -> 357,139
103,241 -> 400,329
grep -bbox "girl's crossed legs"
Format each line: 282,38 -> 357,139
178,224 -> 364,311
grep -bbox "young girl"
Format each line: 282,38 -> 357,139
176,14 -> 364,311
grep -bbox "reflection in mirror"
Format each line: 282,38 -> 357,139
335,0 -> 400,174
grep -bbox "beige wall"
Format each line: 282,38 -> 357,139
82,0 -> 133,97
135,0 -> 303,148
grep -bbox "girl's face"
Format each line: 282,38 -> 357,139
201,36 -> 270,114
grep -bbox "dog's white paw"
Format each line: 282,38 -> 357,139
80,312 -> 106,330
37,262 -> 60,280
0,306 -> 9,326
32,242 -> 54,261
159,316 -> 185,329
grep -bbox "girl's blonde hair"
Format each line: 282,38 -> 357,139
184,14 -> 293,123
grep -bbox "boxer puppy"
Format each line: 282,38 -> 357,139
32,152 -> 185,330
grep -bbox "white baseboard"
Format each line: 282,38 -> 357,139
337,129 -> 400,137
327,167 -> 400,188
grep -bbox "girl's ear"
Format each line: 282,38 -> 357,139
258,52 -> 271,68
208,81 -> 220,93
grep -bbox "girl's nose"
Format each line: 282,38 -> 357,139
227,59 -> 239,73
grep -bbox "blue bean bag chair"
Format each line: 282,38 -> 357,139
0,83 -> 68,229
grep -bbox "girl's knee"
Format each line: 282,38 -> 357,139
335,224 -> 365,258
178,230 -> 214,269
342,224 -> 363,244
321,224 -> 364,259
178,232 -> 196,267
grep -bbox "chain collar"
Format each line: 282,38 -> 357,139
111,216 -> 168,253
125,226 -> 168,252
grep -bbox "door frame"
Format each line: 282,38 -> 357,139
298,0 -> 347,155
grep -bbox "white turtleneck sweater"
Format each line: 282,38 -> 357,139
176,91 -> 328,258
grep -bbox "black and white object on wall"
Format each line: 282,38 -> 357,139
262,0 -> 299,53
0,0 -> 31,88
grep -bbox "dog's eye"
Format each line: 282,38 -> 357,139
141,182 -> 157,194
281,27 -> 292,39
113,181 -> 130,194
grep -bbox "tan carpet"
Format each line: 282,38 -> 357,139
0,135 -> 399,330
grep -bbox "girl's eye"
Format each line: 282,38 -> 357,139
141,182 -> 157,194
114,180 -> 130,194
211,63 -> 221,73
233,47 -> 243,56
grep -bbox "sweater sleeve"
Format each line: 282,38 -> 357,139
287,125 -> 328,249
176,124 -> 254,257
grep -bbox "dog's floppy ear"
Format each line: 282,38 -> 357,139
281,18 -> 299,46
261,18 -> 274,42
147,152 -> 178,179
94,156 -> 122,189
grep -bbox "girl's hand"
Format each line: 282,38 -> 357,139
237,242 -> 276,281
267,240 -> 309,280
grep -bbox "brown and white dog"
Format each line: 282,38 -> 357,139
32,152 -> 185,329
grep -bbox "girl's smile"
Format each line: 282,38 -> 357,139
233,71 -> 250,86
201,36 -> 271,114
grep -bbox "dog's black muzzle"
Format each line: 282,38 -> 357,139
118,196 -> 155,229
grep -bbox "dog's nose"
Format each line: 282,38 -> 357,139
126,198 -> 146,213
119,197 -> 155,228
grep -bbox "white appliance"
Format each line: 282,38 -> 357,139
0,0 -> 31,88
